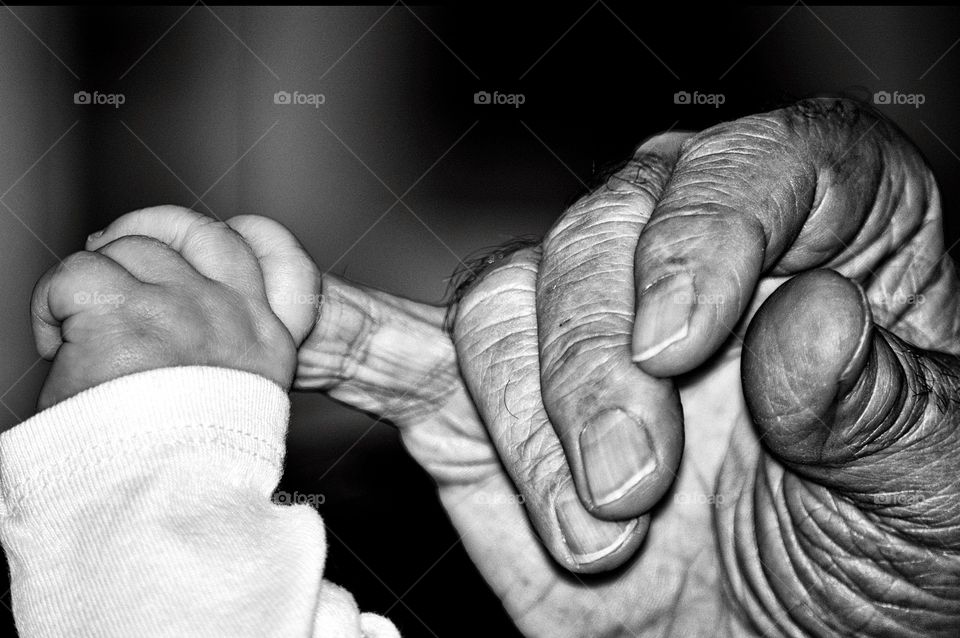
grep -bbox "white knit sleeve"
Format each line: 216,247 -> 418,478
0,366 -> 399,638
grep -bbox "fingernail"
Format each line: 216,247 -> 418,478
632,272 -> 695,362
555,483 -> 637,564
580,408 -> 657,507
87,230 -> 104,243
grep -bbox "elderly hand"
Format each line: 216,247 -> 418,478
447,97 -> 960,636
299,98 -> 960,637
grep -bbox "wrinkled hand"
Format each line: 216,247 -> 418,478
296,98 -> 960,638
34,205 -> 320,410
449,97 -> 960,636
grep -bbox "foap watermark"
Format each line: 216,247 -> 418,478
472,491 -> 526,506
673,491 -> 726,506
674,290 -> 725,305
673,90 -> 725,108
873,289 -> 926,307
473,90 -> 525,108
271,291 -> 323,310
873,90 -> 925,108
74,90 -> 125,108
871,493 -> 924,507
73,291 -> 125,307
274,90 -> 326,109
272,490 -> 326,508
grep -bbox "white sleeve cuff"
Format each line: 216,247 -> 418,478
0,366 -> 399,637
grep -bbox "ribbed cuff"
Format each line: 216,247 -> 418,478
0,366 -> 290,514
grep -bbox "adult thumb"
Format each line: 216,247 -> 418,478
742,268 -> 960,547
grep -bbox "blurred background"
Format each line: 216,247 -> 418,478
1,5 -> 959,636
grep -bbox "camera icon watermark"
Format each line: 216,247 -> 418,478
274,90 -> 325,108
673,90 -> 725,108
873,90 -> 925,108
74,90 -> 125,109
473,90 -> 525,108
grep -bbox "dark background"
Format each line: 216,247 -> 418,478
1,5 -> 959,637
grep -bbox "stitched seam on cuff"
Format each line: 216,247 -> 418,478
4,423 -> 282,512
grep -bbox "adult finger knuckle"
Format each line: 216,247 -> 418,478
512,431 -> 566,494
541,332 -> 623,401
783,96 -> 870,130
550,327 -> 626,366
544,152 -> 675,253
616,151 -> 674,198
683,114 -> 791,166
452,248 -> 539,330
544,198 -> 635,254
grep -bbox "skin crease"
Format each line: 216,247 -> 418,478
39,98 -> 960,637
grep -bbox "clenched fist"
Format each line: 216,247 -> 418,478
32,206 -> 320,410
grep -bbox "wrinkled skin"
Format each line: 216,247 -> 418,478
50,98 -> 960,637
299,99 -> 960,637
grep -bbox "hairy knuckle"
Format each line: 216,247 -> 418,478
546,204 -> 633,252
545,185 -> 656,251
456,270 -> 535,333
684,115 -> 793,166
624,149 -> 673,186
543,148 -> 675,263
448,245 -> 540,317
783,96 -> 868,131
